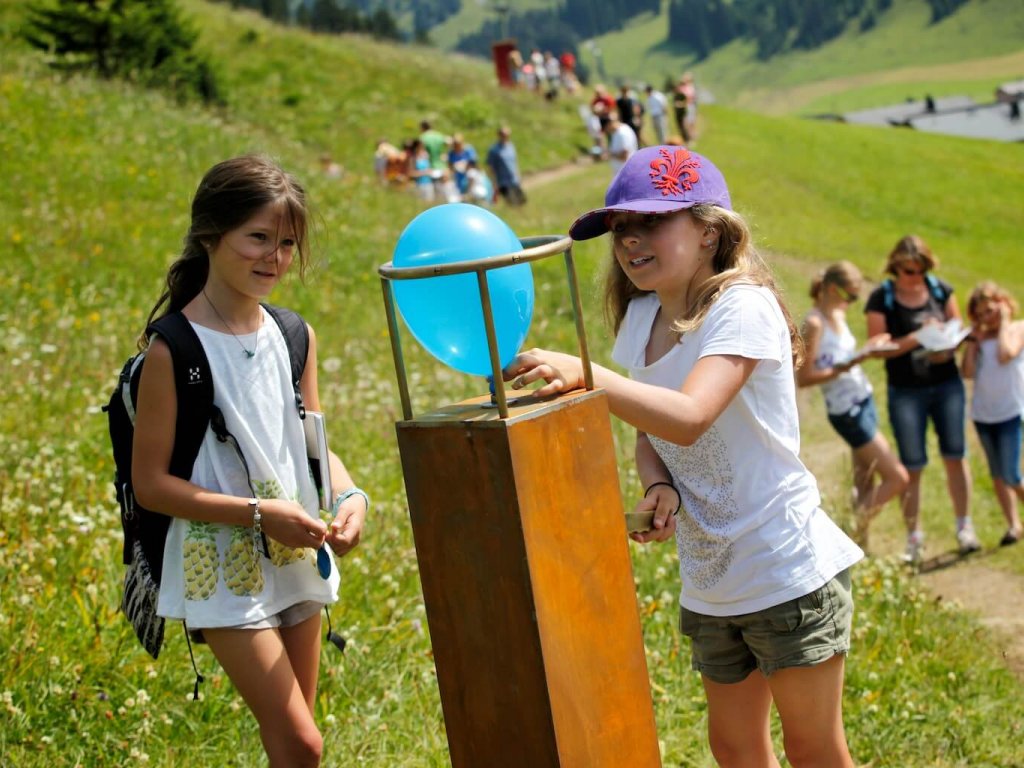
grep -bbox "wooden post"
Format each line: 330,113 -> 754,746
396,389 -> 662,768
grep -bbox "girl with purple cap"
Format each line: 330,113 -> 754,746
504,146 -> 862,767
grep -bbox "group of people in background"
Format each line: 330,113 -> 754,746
373,120 -> 526,208
583,73 -> 700,171
798,235 -> 1024,562
506,46 -> 580,99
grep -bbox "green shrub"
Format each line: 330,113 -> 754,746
22,0 -> 222,104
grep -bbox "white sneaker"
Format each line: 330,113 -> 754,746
957,523 -> 981,555
903,532 -> 925,565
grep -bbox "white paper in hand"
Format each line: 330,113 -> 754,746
915,319 -> 971,352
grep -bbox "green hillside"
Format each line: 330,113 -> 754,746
427,0 -> 1024,114
2,1 -> 1024,766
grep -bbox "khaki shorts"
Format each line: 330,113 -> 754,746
678,569 -> 853,684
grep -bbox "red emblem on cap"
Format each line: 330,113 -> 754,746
649,148 -> 700,196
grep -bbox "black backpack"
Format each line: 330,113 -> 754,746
104,304 -> 308,661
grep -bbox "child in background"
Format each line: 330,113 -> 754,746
797,261 -> 908,548
132,155 -> 368,767
464,159 -> 493,207
504,146 -> 862,767
962,281 -> 1024,545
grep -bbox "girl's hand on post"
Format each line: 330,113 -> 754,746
629,486 -> 678,544
327,497 -> 367,558
503,348 -> 584,397
260,498 -> 327,549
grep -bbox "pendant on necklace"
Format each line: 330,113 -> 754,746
244,349 -> 255,359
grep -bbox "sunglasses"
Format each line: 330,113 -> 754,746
836,285 -> 859,302
897,266 -> 925,276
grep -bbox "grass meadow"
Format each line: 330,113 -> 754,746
2,1 -> 1024,765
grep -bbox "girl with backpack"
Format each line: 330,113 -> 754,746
961,281 -> 1024,546
503,146 -> 863,767
797,261 -> 909,549
864,235 -> 976,563
132,155 -> 368,767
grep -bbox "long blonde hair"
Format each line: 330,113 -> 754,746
603,204 -> 804,366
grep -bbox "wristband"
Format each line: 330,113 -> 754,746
249,497 -> 262,535
331,487 -> 369,518
644,481 -> 681,516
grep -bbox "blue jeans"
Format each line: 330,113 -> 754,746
887,378 -> 966,470
974,416 -> 1023,486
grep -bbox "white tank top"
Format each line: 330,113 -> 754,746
157,308 -> 339,628
971,338 -> 1024,423
811,310 -> 872,415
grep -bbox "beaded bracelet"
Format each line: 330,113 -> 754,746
331,487 -> 370,518
644,481 -> 681,516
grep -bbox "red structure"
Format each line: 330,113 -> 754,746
492,39 -> 517,88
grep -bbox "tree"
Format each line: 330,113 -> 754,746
22,0 -> 221,103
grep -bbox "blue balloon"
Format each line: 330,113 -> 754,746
392,204 -> 534,377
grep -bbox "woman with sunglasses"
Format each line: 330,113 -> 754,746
864,234 -> 975,564
798,261 -> 908,549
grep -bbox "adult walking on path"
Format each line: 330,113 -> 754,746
645,84 -> 669,145
864,234 -> 976,563
485,125 -> 526,206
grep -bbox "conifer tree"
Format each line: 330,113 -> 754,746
22,0 -> 221,103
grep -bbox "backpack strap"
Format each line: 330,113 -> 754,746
263,304 -> 309,418
882,278 -> 895,312
147,313 -> 216,480
133,313 -> 214,581
925,273 -> 949,305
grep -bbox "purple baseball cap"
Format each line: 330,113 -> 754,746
568,146 -> 732,241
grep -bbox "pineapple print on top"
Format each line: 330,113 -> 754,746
253,478 -> 311,568
649,426 -> 738,590
224,525 -> 265,596
183,521 -> 219,601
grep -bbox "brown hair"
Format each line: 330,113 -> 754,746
884,234 -> 937,276
810,260 -> 863,300
603,204 -> 804,366
967,280 -> 1018,321
141,155 -> 310,348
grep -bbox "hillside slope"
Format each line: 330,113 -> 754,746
428,0 -> 1024,114
2,2 -> 1024,766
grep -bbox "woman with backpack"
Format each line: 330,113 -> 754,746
132,155 -> 367,767
864,234 -> 975,564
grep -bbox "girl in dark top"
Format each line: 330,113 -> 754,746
864,235 -> 976,563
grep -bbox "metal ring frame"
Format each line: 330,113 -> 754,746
378,235 -> 594,420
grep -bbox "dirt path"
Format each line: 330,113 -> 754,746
915,552 -> 1024,680
523,157 -> 596,188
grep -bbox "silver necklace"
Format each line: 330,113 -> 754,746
202,289 -> 260,358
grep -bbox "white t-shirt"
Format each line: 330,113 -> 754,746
809,309 -> 872,415
971,337 -> 1024,423
645,90 -> 667,118
157,309 -> 340,628
608,124 -> 638,173
612,287 -> 863,616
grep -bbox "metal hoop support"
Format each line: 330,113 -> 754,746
379,235 -> 594,420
